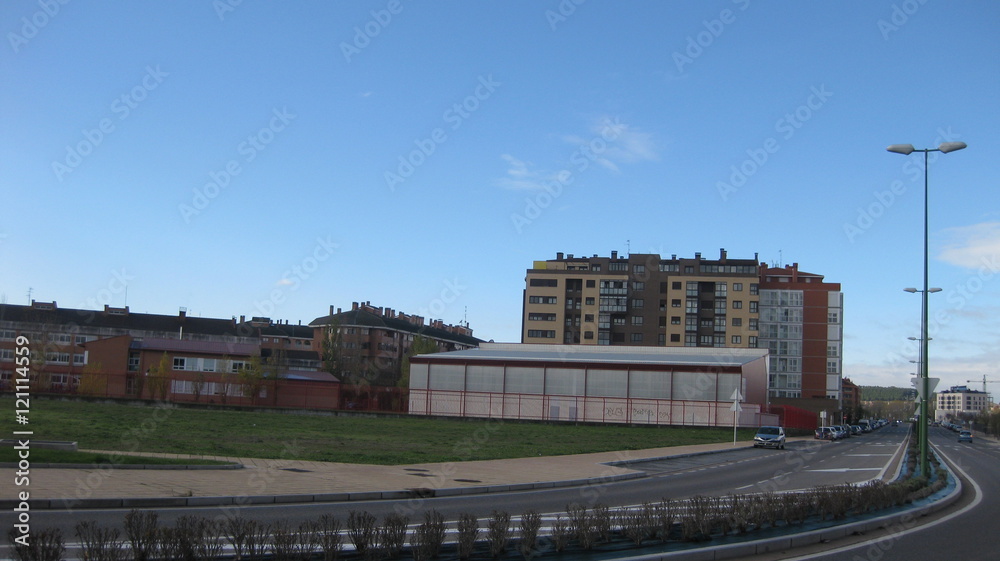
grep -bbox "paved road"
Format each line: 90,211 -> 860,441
749,425 -> 1000,561
16,427 -> 910,560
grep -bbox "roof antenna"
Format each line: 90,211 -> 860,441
26,287 -> 32,303
626,239 -> 631,257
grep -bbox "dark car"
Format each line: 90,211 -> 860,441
753,426 -> 786,449
958,430 -> 973,443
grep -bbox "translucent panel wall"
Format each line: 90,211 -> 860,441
672,371 -> 718,401
427,363 -> 465,391
586,369 -> 628,397
628,370 -> 672,399
545,368 -> 586,396
466,364 -> 504,393
505,366 -> 544,394
410,363 -> 429,389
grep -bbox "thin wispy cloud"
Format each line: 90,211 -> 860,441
938,221 -> 1000,269
497,118 -> 658,190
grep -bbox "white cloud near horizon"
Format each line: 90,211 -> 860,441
938,221 -> 1000,269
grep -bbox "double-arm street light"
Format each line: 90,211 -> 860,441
887,141 -> 966,477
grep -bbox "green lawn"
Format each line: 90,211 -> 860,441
0,397 -> 756,465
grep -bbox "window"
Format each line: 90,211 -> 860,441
528,296 -> 558,304
750,284 -> 759,295
585,297 -> 595,305
586,279 -> 596,288
0,330 -> 15,340
671,316 -> 681,325
527,330 -> 556,338
584,314 -> 594,323
584,331 -> 594,340
731,317 -> 742,327
828,311 -> 840,323
610,262 -> 627,271
670,334 -> 680,342
749,301 -> 758,313
715,282 -> 727,297
529,278 -> 558,287
202,358 -> 217,372
671,299 -> 681,308
73,354 -> 86,365
630,333 -> 643,343
686,282 -> 698,297
632,281 -> 645,291
173,357 -> 187,370
827,344 -> 839,357
749,336 -> 758,348
731,335 -> 742,344
827,360 -> 839,374
685,316 -> 697,331
632,299 -> 644,309
685,300 -> 698,313
714,300 -> 727,314
684,334 -> 697,346
658,333 -> 666,345
613,317 -> 626,326
633,264 -> 645,274
672,281 -> 682,290
660,263 -> 679,272
45,352 -> 70,364
631,316 -> 643,326
749,318 -> 758,331
75,335 -> 91,345
658,316 -> 667,327
714,317 -> 726,331
732,300 -> 743,309
733,283 -> 743,291
0,349 -> 13,361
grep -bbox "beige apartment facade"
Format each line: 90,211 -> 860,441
523,249 -> 760,349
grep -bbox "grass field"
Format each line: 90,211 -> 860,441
0,447 -> 229,465
0,397 -> 756,465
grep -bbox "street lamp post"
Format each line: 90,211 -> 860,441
887,141 -> 966,477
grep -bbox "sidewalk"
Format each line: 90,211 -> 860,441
4,440 -> 771,510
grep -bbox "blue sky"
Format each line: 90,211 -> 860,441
2,1 -> 998,393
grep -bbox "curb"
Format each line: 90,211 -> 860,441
3,471 -> 647,510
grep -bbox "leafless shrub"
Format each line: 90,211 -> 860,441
681,495 -> 712,542
614,504 -> 653,546
591,503 -> 612,543
75,520 -> 127,561
348,510 -> 378,555
517,510 -> 542,559
759,492 -> 781,528
244,519 -> 272,561
653,498 -> 676,542
8,527 -> 65,561
177,516 -> 223,561
312,514 -> 344,561
379,513 -> 409,560
155,527 -> 182,560
411,509 -> 446,561
456,513 -> 480,560
223,515 -> 253,560
123,510 -> 158,561
549,516 -> 570,553
566,503 -> 595,550
270,520 -> 316,561
486,510 -> 511,557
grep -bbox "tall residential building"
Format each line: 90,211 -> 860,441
758,263 -> 844,409
522,249 -> 760,348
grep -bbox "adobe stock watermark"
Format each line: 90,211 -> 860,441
510,117 -> 628,234
7,0 -> 71,54
544,0 -> 587,31
77,268 -> 134,312
877,0 -> 929,41
179,107 -> 296,223
213,0 -> 249,22
384,74 -> 500,192
340,0 -> 407,63
672,0 -> 750,74
716,84 -> 833,202
51,65 -> 168,183
253,235 -> 339,317
417,277 -> 467,319
843,126 -> 961,243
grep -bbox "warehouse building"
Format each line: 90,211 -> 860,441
408,343 -> 775,427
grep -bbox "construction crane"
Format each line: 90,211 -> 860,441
966,375 -> 1000,395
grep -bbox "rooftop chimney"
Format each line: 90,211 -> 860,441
611,250 -> 618,259
694,252 -> 701,260
720,248 -> 727,261
556,252 -> 564,260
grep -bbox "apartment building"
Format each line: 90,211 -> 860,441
758,264 -> 843,407
309,301 -> 482,386
936,385 -> 990,422
522,249 -> 760,348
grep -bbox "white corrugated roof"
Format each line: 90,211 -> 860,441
415,343 -> 767,367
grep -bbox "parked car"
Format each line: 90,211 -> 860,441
815,426 -> 836,440
832,425 -> 849,439
849,425 -> 863,436
958,430 -> 973,443
753,426 -> 786,449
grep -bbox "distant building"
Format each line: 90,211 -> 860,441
841,378 -> 861,420
936,385 -> 990,422
309,301 -> 482,386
